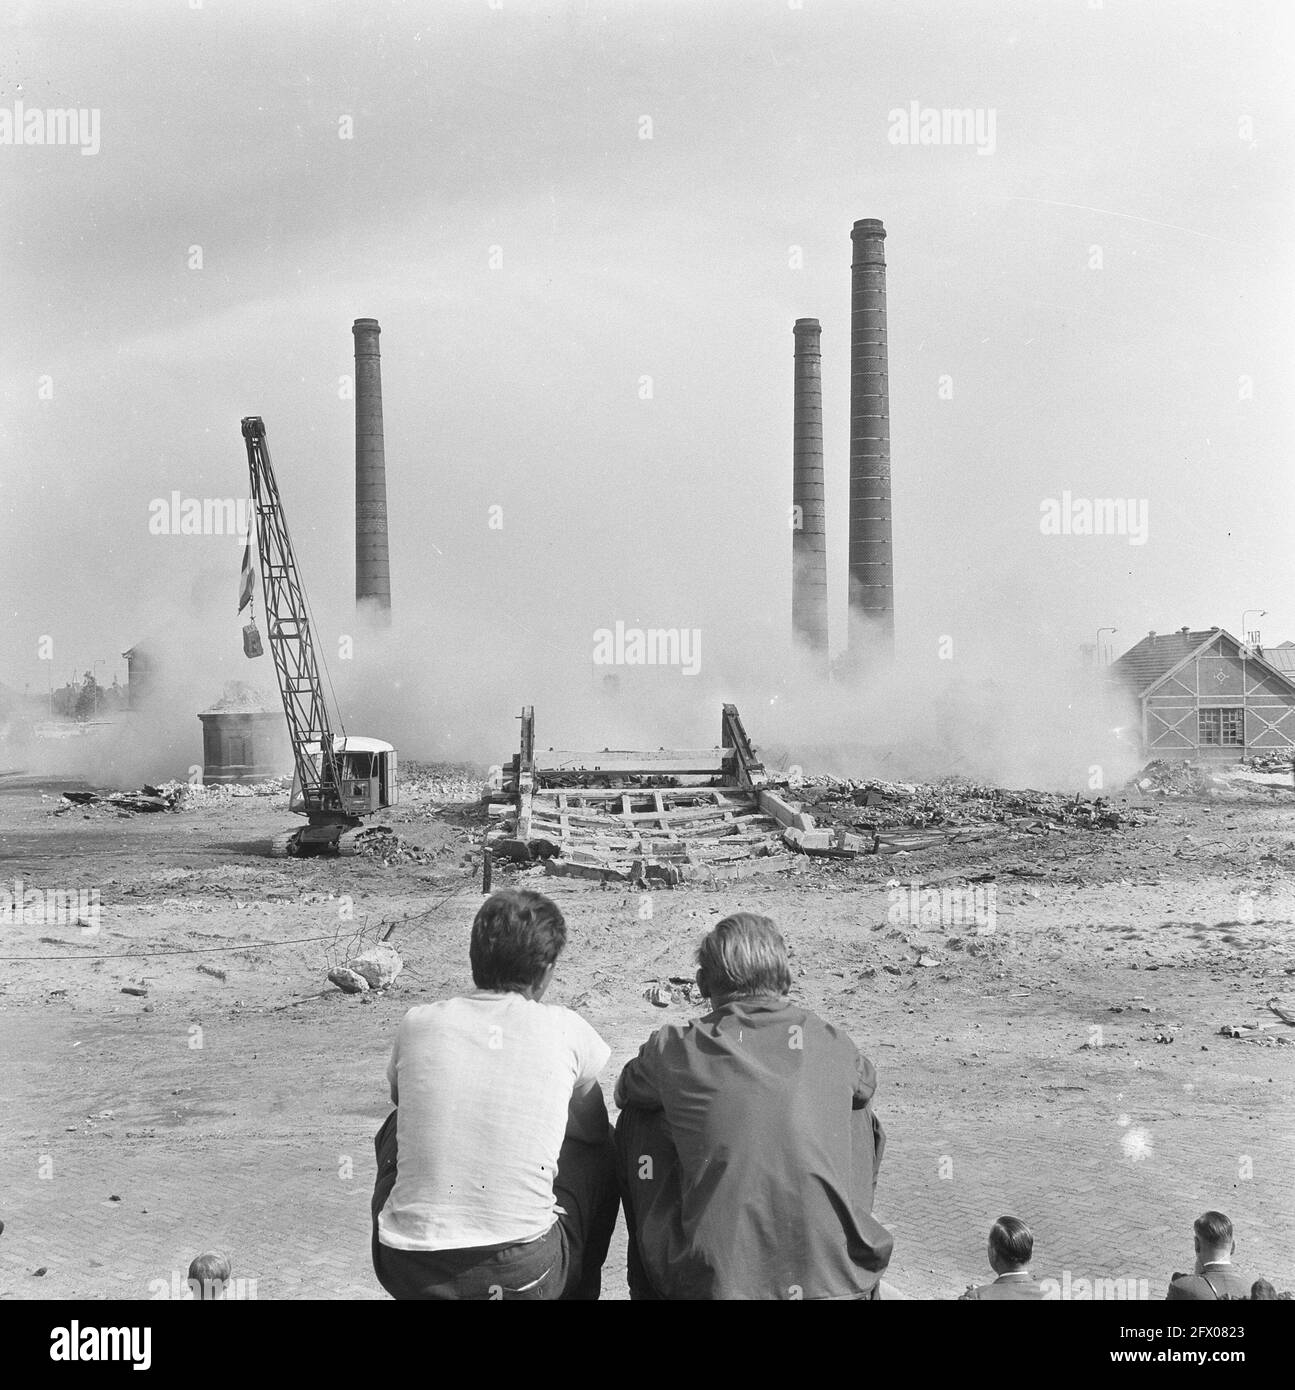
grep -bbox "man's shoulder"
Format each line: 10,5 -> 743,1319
396,998 -> 454,1026
398,995 -> 607,1061
1169,1267 -> 1249,1300
667,1000 -> 864,1056
537,1000 -> 611,1068
1167,1273 -> 1210,1300
538,998 -> 605,1037
395,993 -> 544,1035
961,1277 -> 1047,1301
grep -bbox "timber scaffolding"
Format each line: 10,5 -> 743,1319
485,704 -> 881,886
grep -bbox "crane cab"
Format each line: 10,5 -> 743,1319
290,736 -> 398,817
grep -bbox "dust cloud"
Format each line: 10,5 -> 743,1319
3,568 -> 1142,797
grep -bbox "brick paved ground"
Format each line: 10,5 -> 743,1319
1,998 -> 1289,1302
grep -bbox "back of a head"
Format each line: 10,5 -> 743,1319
187,1251 -> 231,1300
696,912 -> 791,1000
470,889 -> 567,993
1194,1210 -> 1233,1252
1250,1279 -> 1276,1300
989,1215 -> 1034,1269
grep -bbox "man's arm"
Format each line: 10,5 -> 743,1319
613,1032 -> 667,1112
851,1047 -> 879,1109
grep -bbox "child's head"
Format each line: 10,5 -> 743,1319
187,1251 -> 232,1300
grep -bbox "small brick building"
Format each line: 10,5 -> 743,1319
198,685 -> 290,785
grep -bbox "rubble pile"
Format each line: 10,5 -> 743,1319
157,777 -> 290,803
1132,759 -> 1295,798
795,776 -> 1128,835
1130,761 -> 1217,796
55,785 -> 184,817
349,827 -> 434,866
397,761 -> 488,806
1248,754 -> 1294,774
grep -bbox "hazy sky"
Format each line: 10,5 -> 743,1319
2,0 -> 1292,739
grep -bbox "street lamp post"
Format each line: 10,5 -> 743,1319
1096,627 -> 1117,667
1241,609 -> 1266,651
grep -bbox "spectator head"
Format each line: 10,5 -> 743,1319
696,913 -> 792,1003
470,889 -> 567,997
1192,1211 -> 1234,1266
187,1251 -> 231,1300
987,1216 -> 1034,1274
1250,1279 -> 1277,1301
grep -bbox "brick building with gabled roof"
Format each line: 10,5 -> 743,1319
1109,626 -> 1295,760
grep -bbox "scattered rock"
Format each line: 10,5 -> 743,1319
883,964 -> 903,976
348,943 -> 403,990
328,968 -> 370,995
351,828 -> 434,866
666,978 -> 705,1004
197,964 -> 227,982
645,983 -> 672,1007
121,986 -> 148,998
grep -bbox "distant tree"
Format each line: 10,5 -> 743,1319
73,671 -> 101,721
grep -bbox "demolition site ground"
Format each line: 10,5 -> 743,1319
0,767 -> 1292,1301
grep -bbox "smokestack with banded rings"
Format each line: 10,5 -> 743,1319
353,317 -> 391,623
792,318 -> 828,662
848,219 -> 893,660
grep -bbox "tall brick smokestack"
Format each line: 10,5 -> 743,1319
848,218 -> 893,659
353,317 -> 391,621
791,318 -> 828,660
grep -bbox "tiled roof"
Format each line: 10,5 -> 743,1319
1109,629 -> 1217,695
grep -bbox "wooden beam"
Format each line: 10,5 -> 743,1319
535,747 -> 730,768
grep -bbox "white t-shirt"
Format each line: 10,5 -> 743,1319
377,991 -> 611,1252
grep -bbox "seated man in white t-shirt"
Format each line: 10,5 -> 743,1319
371,888 -> 618,1300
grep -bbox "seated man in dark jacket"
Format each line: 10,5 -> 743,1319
958,1216 -> 1047,1300
614,912 -> 893,1300
1166,1211 -> 1251,1301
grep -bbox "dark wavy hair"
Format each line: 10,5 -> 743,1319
989,1216 -> 1034,1268
470,889 -> 567,993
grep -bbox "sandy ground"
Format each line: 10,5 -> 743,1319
1,771 -> 1292,1301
